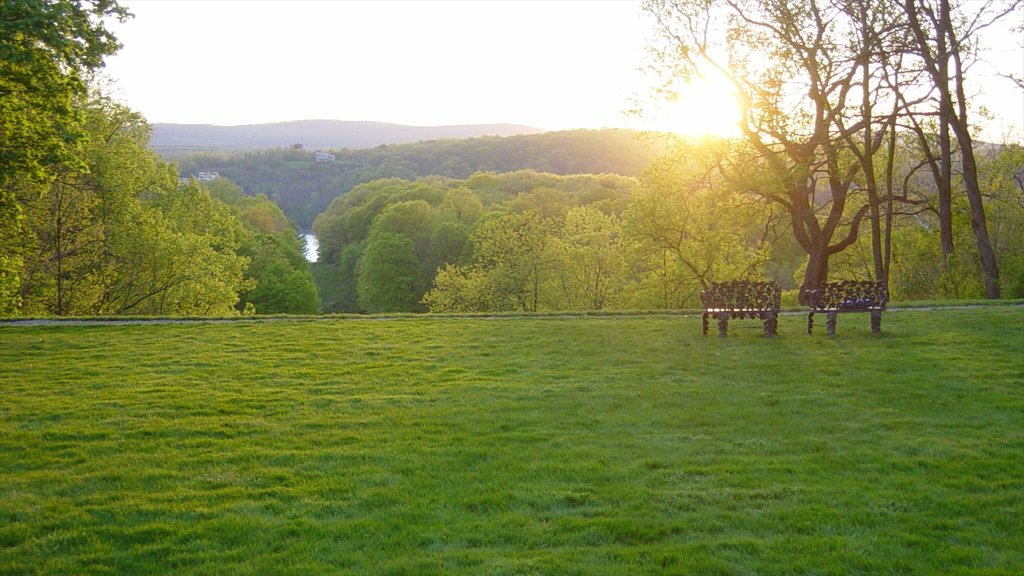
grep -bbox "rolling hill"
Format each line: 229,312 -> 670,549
151,120 -> 544,157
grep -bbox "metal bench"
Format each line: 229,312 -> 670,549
805,280 -> 888,336
700,280 -> 781,338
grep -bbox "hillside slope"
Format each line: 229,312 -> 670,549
152,120 -> 544,157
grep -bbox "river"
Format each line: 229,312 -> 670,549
302,233 -> 318,263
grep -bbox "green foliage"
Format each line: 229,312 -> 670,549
0,0 -> 128,313
426,211 -> 558,313
7,91 -> 324,317
357,233 -> 423,313
440,186 -> 484,225
317,172 -> 642,313
205,184 -> 321,314
103,201 -> 248,315
889,218 -> 985,300
370,199 -> 436,251
552,207 -> 627,310
2,307 -> 1022,573
242,258 -> 320,315
336,240 -> 367,313
13,97 -> 250,316
977,144 -> 1024,297
430,220 -> 472,268
623,147 -> 773,307
176,130 -> 664,229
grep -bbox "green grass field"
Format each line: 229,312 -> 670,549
2,307 -> 1022,575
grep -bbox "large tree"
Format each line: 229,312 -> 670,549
644,0 -> 886,302
899,0 -> 1020,298
625,139 -> 773,305
357,232 -> 423,313
0,0 -> 128,313
644,0 -> 1020,300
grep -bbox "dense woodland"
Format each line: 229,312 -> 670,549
310,139 -> 1023,314
6,95 -> 319,316
1,0 -> 1022,318
174,130 -> 666,229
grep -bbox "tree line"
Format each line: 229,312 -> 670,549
3,0 -> 1020,318
5,95 -> 319,316
1,1 -> 318,316
642,0 -> 1022,302
311,136 -> 1022,315
174,129 -> 666,229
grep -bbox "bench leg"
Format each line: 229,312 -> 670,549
717,313 -> 729,338
807,312 -> 814,335
702,312 -> 709,336
826,311 -> 837,337
871,309 -> 882,333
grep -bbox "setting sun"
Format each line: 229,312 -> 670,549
642,70 -> 742,139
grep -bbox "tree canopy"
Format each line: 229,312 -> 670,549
642,0 -> 1022,300
174,129 -> 666,229
1,0 -> 129,313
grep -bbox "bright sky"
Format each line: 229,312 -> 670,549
102,0 -> 1023,142
103,0 -> 660,131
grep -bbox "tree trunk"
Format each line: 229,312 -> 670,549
936,0 -> 955,257
905,0 -> 1001,298
799,247 -> 830,305
953,125 -> 1001,298
945,1 -> 1000,298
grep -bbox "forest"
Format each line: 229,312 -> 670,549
173,129 -> 666,229
310,140 -> 1023,314
1,0 -> 1022,319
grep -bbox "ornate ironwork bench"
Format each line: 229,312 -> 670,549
804,280 -> 888,336
700,280 -> 781,337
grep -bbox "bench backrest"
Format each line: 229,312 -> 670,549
701,281 -> 781,311
805,280 -> 888,311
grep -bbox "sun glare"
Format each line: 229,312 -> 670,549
656,73 -> 742,139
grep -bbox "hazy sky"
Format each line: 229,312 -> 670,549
104,0 -> 658,131
102,0 -> 1023,141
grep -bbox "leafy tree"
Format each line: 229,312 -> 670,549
17,95 -> 183,315
440,186 -> 484,225
552,206 -> 626,310
430,220 -> 472,269
422,264 -> 492,312
643,0 -> 901,301
424,212 -> 556,312
18,171 -> 104,315
13,94 -> 302,317
899,0 -> 1020,298
0,0 -> 128,314
204,177 -> 246,205
242,257 -> 319,315
357,233 -> 422,313
112,181 -> 250,315
370,200 -> 436,255
336,240 -> 367,313
624,143 -> 772,306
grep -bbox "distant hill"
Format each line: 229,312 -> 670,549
151,120 -> 544,157
174,129 -> 667,229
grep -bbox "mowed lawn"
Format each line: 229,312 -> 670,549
1,307 -> 1022,575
